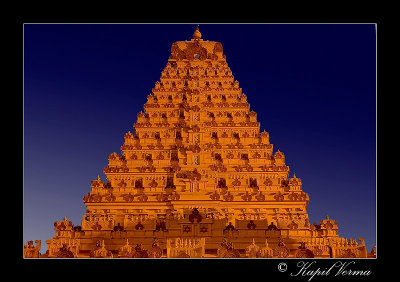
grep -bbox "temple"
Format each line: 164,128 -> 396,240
25,27 -> 376,258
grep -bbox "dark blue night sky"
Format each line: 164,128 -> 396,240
23,24 -> 376,253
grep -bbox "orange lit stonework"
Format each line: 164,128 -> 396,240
25,27 -> 375,258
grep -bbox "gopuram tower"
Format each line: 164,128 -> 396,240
25,26 -> 375,258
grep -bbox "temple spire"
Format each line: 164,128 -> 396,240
193,25 -> 201,39
31,27 -> 371,259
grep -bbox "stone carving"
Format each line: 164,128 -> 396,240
267,222 -> 279,230
55,243 -> 75,258
132,244 -> 149,258
241,191 -> 252,201
232,179 -> 241,186
105,193 -> 116,202
295,242 -> 314,258
368,246 -> 376,258
137,193 -> 148,202
35,26 -> 372,259
156,193 -> 168,202
247,220 -> 257,230
210,191 -> 220,200
255,191 -> 266,201
274,192 -> 284,201
339,249 -> 356,258
217,240 -> 241,258
54,217 -> 73,231
122,193 -> 134,202
245,239 -> 262,258
24,240 -> 41,258
90,240 -> 113,258
223,192 -> 234,201
149,179 -> 158,188
273,238 -> 290,258
167,238 -> 205,258
148,239 -> 163,258
188,208 -> 203,223
176,251 -> 190,258
92,222 -> 103,231
170,192 -> 180,200
118,239 -> 133,258
135,222 -> 144,230
287,220 -> 299,230
113,223 -> 124,232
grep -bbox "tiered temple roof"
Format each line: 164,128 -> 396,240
25,27 -> 375,258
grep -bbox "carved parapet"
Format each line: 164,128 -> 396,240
47,238 -> 80,257
167,238 -> 205,258
90,240 -> 113,258
367,245 -> 376,258
300,237 -> 332,257
333,247 -> 363,258
122,214 -> 156,230
330,237 -> 368,258
156,192 -> 169,202
82,214 -> 114,231
24,240 -> 41,258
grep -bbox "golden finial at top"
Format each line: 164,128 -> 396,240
193,25 -> 201,39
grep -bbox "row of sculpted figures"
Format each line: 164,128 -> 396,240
24,236 -> 376,258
